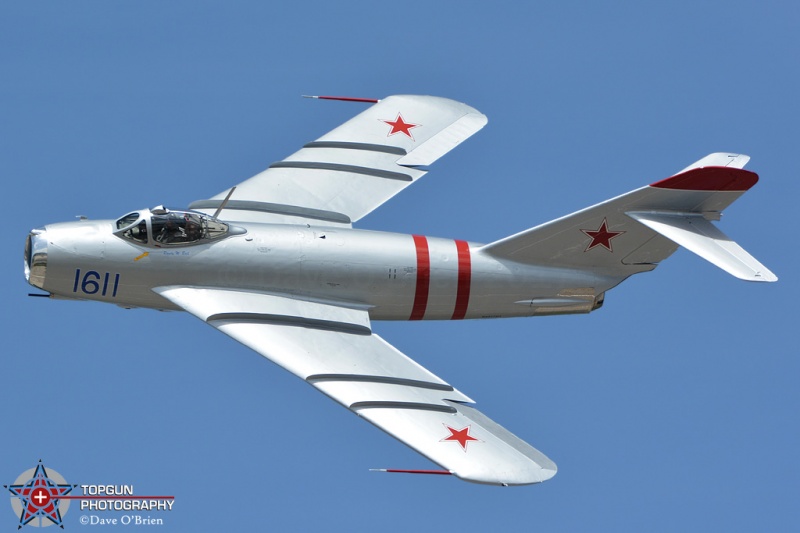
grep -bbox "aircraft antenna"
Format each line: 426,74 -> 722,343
370,468 -> 452,476
302,95 -> 380,103
212,186 -> 237,219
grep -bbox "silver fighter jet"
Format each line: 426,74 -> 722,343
24,95 -> 776,486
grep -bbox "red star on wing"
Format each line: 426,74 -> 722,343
381,113 -> 419,140
441,425 -> 479,451
581,218 -> 625,252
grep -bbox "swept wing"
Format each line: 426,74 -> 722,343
154,286 -> 556,486
189,95 -> 487,227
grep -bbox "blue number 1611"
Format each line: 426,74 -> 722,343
73,269 -> 120,297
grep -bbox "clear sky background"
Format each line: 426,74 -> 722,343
2,1 -> 797,531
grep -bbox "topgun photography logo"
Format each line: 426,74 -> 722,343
4,460 -> 76,528
5,461 -> 174,529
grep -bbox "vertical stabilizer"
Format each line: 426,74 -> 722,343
480,155 -> 776,282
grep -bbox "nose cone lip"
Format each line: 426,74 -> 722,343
25,229 -> 48,290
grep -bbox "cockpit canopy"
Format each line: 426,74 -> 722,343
114,207 -> 230,247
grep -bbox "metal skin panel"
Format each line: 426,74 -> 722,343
23,94 -> 776,486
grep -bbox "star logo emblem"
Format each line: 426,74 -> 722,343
381,113 -> 420,140
581,218 -> 625,252
5,460 -> 76,529
440,425 -> 479,451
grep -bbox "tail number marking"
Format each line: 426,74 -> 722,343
73,269 -> 121,297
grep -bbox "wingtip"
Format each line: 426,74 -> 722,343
539,464 -> 558,483
746,270 -> 778,283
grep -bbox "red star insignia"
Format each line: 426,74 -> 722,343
381,113 -> 419,140
441,424 -> 479,451
581,218 -> 625,252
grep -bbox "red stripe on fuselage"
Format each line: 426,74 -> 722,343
410,235 -> 430,320
452,240 -> 471,320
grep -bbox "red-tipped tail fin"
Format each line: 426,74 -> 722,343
480,154 -> 776,282
650,166 -> 758,192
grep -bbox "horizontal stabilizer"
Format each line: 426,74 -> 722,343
626,211 -> 777,282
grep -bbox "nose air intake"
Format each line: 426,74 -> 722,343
25,229 -> 48,290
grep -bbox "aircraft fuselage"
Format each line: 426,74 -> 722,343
26,218 -> 610,321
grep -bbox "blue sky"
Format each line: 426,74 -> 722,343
2,1 -> 797,531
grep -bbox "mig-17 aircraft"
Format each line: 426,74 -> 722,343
24,95 -> 776,486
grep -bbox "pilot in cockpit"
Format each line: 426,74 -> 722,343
158,217 -> 185,244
